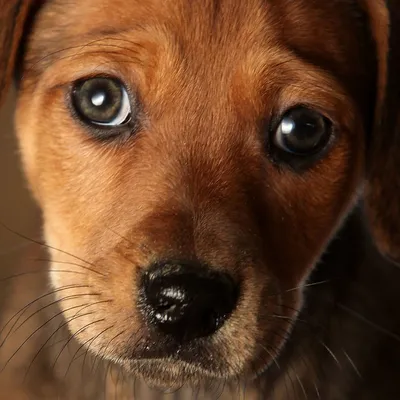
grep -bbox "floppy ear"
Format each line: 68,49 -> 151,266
363,0 -> 400,262
0,0 -> 34,108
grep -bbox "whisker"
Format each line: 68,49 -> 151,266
91,326 -> 130,377
202,378 -> 224,400
270,313 -> 341,372
0,284 -> 91,346
87,324 -> 117,374
263,324 -> 324,398
0,269 -> 86,284
342,349 -> 362,378
256,337 -> 299,400
338,303 -> 400,343
52,317 -> 109,372
0,222 -> 105,276
285,280 -> 330,293
104,225 -> 154,258
32,258 -> 105,276
311,382 -> 321,400
0,303 -> 94,374
257,342 -> 281,370
13,292 -> 100,334
270,303 -> 329,334
41,335 -> 72,353
23,310 -> 98,381
267,280 -> 330,298
285,365 -> 298,400
80,323 -> 113,377
295,372 -> 308,400
321,342 -> 341,368
64,327 -> 115,379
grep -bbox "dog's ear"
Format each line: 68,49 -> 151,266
0,0 -> 34,108
363,0 -> 400,262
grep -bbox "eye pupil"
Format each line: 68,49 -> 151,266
273,107 -> 331,156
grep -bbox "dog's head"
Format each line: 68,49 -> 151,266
0,0 -> 398,390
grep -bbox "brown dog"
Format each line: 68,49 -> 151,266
0,0 -> 400,398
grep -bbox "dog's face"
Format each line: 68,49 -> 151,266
1,0 -> 397,391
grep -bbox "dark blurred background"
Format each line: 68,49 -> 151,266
0,88 -> 38,307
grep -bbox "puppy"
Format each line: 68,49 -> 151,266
1,0 -> 400,398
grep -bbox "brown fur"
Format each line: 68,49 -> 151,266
0,0 -> 400,398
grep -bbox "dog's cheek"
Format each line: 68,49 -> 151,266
15,88 -> 115,243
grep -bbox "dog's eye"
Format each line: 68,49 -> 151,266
272,107 -> 332,156
72,78 -> 131,127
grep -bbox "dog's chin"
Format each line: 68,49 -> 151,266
124,358 -> 229,392
119,344 -> 276,392
101,310 -> 296,392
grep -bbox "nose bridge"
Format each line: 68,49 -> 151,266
172,100 -> 249,203
153,34 -> 252,189
138,124 -> 261,264
134,78 -> 263,262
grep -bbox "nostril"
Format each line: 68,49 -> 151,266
139,261 -> 239,343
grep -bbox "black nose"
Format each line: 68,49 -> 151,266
139,261 -> 239,343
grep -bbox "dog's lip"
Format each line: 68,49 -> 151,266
123,341 -> 226,380
128,346 -> 219,372
130,357 -> 205,369
124,356 -> 223,387
130,334 -> 218,361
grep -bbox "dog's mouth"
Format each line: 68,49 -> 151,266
122,340 -> 257,393
126,357 -> 221,391
122,332 -> 232,384
117,319 -> 290,392
111,299 -> 296,391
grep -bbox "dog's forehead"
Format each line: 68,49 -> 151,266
28,0 -> 371,71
